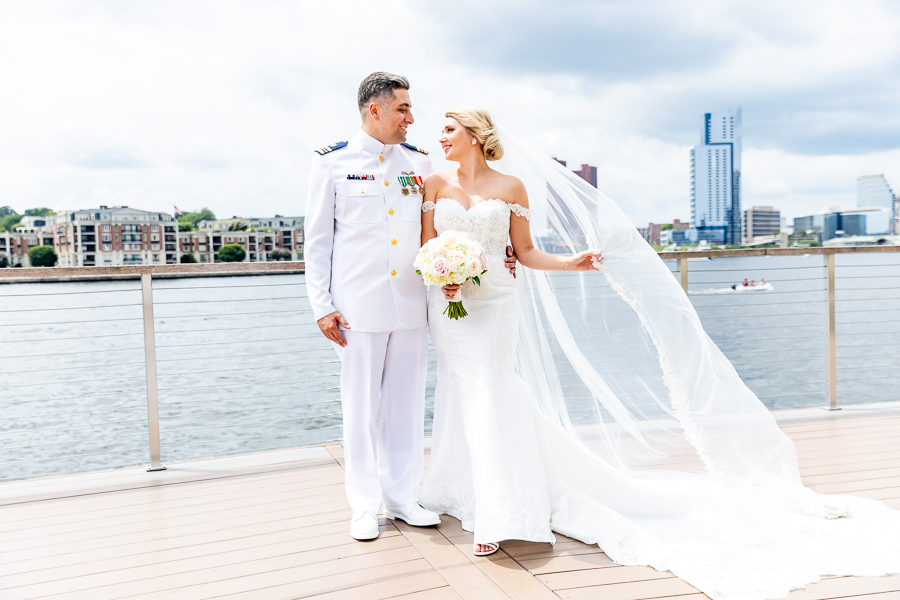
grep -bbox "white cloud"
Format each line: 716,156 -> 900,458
0,0 -> 897,228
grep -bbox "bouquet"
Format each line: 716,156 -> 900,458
414,230 -> 488,320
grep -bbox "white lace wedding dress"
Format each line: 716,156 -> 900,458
418,196 -> 900,600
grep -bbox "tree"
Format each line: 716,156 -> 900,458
24,208 -> 54,217
0,211 -> 22,232
28,245 -> 58,267
660,224 -> 674,231
180,253 -> 198,263
178,207 -> 216,230
0,252 -> 8,268
228,220 -> 248,231
0,206 -> 16,217
270,248 -> 292,261
178,221 -> 193,232
217,244 -> 246,263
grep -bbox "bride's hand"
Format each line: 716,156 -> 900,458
566,250 -> 603,271
442,283 -> 461,300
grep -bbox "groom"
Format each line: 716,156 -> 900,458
306,72 -> 517,540
305,72 -> 437,541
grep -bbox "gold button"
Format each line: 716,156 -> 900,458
391,269 -> 396,276
379,156 -> 384,162
384,180 -> 389,186
388,209 -> 394,215
391,239 -> 397,245
360,189 -> 365,194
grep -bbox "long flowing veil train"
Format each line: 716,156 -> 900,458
488,126 -> 900,598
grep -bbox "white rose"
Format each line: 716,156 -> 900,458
466,258 -> 481,276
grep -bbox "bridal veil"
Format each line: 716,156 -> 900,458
488,126 -> 900,598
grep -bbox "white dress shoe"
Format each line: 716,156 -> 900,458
350,511 -> 380,540
384,502 -> 441,526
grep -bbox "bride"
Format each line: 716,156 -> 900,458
417,107 -> 900,599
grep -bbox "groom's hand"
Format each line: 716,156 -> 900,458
318,311 -> 350,347
505,245 -> 517,278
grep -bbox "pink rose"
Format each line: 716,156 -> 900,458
432,256 -> 450,278
479,253 -> 488,270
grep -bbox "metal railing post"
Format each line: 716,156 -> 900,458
680,257 -> 688,293
141,273 -> 166,470
823,253 -> 840,411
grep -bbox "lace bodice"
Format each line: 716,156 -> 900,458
422,198 -> 530,256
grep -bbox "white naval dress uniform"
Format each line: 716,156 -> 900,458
305,129 -> 433,515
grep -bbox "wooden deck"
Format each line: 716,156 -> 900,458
1,404 -> 899,600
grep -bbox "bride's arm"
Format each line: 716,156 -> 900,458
507,179 -> 602,272
420,173 -> 440,247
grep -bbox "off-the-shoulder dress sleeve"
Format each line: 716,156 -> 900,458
421,200 -> 437,212
508,202 -> 531,221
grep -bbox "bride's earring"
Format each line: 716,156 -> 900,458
471,138 -> 477,145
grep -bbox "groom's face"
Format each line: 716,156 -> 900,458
373,88 -> 414,145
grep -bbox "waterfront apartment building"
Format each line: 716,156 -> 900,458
46,207 -> 177,267
0,228 -> 54,267
1,207 -> 304,267
691,107 -> 742,246
742,206 -> 780,245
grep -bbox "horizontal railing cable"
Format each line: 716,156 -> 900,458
163,398 -> 340,411
156,308 -> 313,319
159,403 -> 343,420
5,404 -> 148,422
153,283 -> 306,291
153,295 -> 307,305
0,288 -> 140,298
1,416 -> 149,435
158,360 -> 340,377
0,360 -> 147,376
691,299 -> 827,309
702,322 -> 825,333
0,317 -> 143,327
162,414 -> 343,436
159,388 -> 341,405
161,429 -> 342,449
0,303 -> 141,313
3,332 -> 145,344
0,346 -> 146,360
699,312 -> 825,320
156,372 -> 341,392
155,337 -> 329,349
0,390 -> 147,408
0,431 -> 150,452
154,325 -> 319,337
156,349 -> 335,363
0,374 -> 148,390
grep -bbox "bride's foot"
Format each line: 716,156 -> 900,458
473,542 -> 500,556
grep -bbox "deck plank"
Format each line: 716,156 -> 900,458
1,405 -> 899,600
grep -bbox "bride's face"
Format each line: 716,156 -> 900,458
440,117 -> 475,162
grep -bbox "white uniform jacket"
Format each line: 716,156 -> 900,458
305,129 -> 434,332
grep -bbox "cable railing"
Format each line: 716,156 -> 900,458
1,247 -> 898,482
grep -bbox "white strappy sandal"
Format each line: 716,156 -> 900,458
473,542 -> 500,556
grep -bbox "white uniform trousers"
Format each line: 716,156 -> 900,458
334,326 -> 428,514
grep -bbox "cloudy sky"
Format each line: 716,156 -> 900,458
1,0 -> 898,227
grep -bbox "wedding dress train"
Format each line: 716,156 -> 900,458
418,195 -> 900,600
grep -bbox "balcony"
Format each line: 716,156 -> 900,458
0,249 -> 899,599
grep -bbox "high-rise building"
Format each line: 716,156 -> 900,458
691,107 -> 742,245
742,206 -> 780,244
574,164 -> 598,188
856,175 -> 895,234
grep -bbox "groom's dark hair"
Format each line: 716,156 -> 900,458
358,72 -> 410,113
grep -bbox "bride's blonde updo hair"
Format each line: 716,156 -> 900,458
445,107 -> 503,161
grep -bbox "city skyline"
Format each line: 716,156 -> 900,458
0,2 -> 899,228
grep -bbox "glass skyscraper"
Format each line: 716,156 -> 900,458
691,107 -> 742,245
